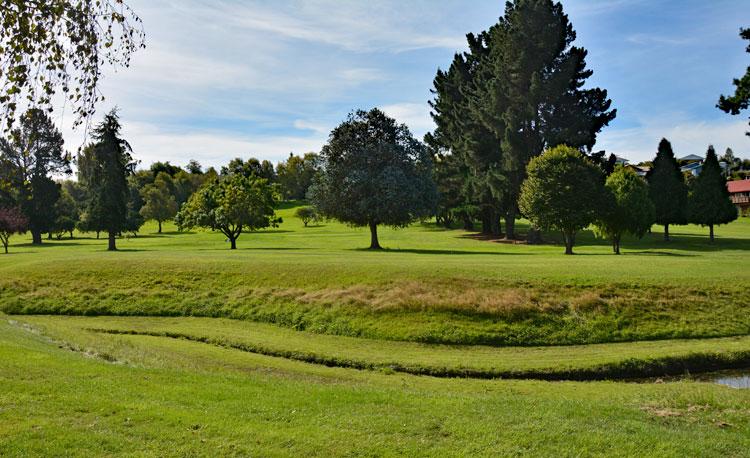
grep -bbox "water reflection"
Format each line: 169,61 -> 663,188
712,372 -> 750,389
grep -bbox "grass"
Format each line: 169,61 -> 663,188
1,203 -> 749,345
2,317 -> 750,457
12,315 -> 750,380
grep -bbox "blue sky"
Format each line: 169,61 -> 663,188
62,0 -> 750,168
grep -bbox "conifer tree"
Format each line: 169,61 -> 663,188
81,109 -> 135,251
688,146 -> 738,242
646,139 -> 687,241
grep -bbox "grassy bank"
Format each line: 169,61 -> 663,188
2,318 -> 750,457
12,315 -> 750,380
1,204 -> 748,346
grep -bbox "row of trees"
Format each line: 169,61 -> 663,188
0,105 -> 324,251
519,142 -> 737,254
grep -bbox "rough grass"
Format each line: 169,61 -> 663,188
1,204 -> 749,345
12,315 -> 750,380
2,319 -> 750,457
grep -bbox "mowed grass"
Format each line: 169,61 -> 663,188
1,203 -> 749,345
2,318 -> 750,457
13,315 -> 750,380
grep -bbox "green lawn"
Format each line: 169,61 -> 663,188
2,318 -> 750,457
2,203 -> 748,345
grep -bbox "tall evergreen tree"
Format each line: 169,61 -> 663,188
646,138 -> 687,241
430,0 -> 615,239
81,109 -> 135,251
0,108 -> 70,244
688,146 -> 738,242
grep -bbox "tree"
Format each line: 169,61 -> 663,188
139,180 -> 178,233
176,174 -> 280,250
434,0 -> 616,239
80,109 -> 135,251
276,152 -> 319,200
718,28 -> 750,135
294,206 -> 319,227
688,146 -> 738,241
186,160 -> 203,175
0,207 -> 27,253
518,145 -> 605,255
52,188 -> 78,239
309,108 -> 437,250
0,1 -> 145,130
222,158 -> 276,182
594,167 -> 655,254
646,138 -> 688,241
0,108 -> 70,244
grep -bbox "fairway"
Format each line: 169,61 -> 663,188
2,204 -> 749,346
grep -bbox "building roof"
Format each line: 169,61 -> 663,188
727,180 -> 750,194
679,154 -> 704,161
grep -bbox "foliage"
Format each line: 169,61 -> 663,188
79,109 -> 135,250
276,152 -> 319,200
294,206 -> 319,227
222,157 -> 276,182
646,138 -> 687,240
718,28 -> 750,135
593,167 -> 655,254
688,146 -> 738,241
139,179 -> 178,233
430,0 -> 616,238
0,206 -> 26,253
0,108 -> 70,244
309,108 -> 437,249
519,145 -> 605,254
52,188 -> 78,239
0,1 -> 145,130
176,174 -> 280,249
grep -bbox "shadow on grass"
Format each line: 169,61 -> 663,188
351,247 -> 524,256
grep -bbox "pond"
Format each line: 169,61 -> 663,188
709,371 -> 750,389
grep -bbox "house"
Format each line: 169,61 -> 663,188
625,164 -> 650,177
727,179 -> 750,215
614,155 -> 629,166
679,154 -> 704,162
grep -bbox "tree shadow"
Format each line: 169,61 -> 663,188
351,247 -> 523,256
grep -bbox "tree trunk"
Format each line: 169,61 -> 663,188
230,237 -> 237,250
664,224 -> 670,242
107,231 -> 117,251
2,242 -> 7,254
563,230 -> 575,255
31,230 -> 42,245
96,231 -> 100,239
505,208 -> 516,240
158,220 -> 162,233
613,235 -> 621,255
709,224 -> 714,242
69,230 -> 74,239
47,232 -> 53,240
369,222 -> 381,250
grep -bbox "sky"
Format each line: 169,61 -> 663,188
60,0 -> 750,169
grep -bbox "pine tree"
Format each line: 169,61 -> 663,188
81,109 -> 135,251
688,146 -> 738,242
646,138 -> 687,241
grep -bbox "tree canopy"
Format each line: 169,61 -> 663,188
594,167 -> 655,254
0,1 -> 145,130
176,174 -> 280,250
79,109 -> 135,250
430,0 -> 615,239
0,206 -> 26,253
0,108 -> 70,244
646,138 -> 687,241
688,146 -> 738,241
518,145 -> 605,254
139,179 -> 178,233
309,108 -> 437,250
718,28 -> 750,135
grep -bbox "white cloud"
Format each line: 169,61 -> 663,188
381,102 -> 435,138
596,118 -> 750,162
